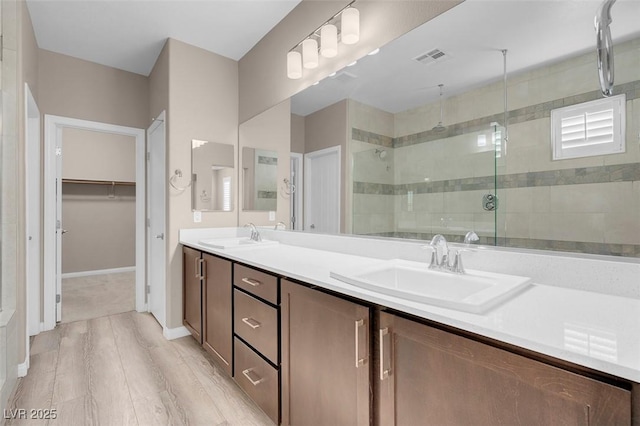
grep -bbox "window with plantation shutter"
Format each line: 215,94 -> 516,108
223,176 -> 232,211
551,94 -> 625,160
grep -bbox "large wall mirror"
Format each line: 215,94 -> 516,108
242,147 -> 278,211
290,0 -> 640,257
191,139 -> 235,211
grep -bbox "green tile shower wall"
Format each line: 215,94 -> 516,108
350,78 -> 640,257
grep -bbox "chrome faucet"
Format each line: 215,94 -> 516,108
428,234 -> 449,270
244,223 -> 262,242
464,231 -> 479,244
274,221 -> 286,230
424,232 -> 479,274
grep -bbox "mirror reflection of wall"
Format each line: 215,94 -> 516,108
242,147 -> 278,211
191,140 -> 235,212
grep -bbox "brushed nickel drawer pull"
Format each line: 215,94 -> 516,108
194,256 -> 200,279
379,327 -> 391,381
242,277 -> 262,287
355,319 -> 366,368
242,317 -> 262,329
242,368 -> 264,386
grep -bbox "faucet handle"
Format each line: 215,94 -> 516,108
450,249 -> 465,274
421,245 -> 438,269
464,231 -> 479,245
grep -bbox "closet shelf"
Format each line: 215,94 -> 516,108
62,179 -> 135,186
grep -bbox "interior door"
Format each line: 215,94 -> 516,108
289,153 -> 303,230
147,112 -> 166,328
25,84 -> 41,334
304,146 -> 340,233
55,128 -> 63,322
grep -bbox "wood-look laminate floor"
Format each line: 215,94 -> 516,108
4,312 -> 274,426
61,272 -> 135,323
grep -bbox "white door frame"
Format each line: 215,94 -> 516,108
290,152 -> 304,230
24,83 -> 40,375
147,111 -> 166,329
304,145 -> 341,232
43,115 -> 146,330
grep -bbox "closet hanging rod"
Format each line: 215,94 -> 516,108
61,179 -> 136,186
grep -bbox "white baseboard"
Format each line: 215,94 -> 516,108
18,361 -> 28,378
163,326 -> 190,340
62,266 -> 135,279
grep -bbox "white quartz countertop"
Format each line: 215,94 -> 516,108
180,230 -> 640,383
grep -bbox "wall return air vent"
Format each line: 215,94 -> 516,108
413,48 -> 450,65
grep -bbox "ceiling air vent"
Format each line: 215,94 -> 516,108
413,48 -> 450,65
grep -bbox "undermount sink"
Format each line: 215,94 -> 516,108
198,237 -> 279,250
330,259 -> 531,314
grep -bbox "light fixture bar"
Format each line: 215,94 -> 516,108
288,0 -> 357,52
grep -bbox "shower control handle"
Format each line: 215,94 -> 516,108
482,194 -> 498,211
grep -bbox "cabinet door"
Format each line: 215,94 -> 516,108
376,312 -> 631,426
281,279 -> 370,426
182,246 -> 202,343
202,253 -> 232,376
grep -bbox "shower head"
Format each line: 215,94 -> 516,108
432,83 -> 447,133
374,148 -> 387,159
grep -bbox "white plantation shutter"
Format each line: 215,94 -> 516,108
223,177 -> 231,211
551,94 -> 625,160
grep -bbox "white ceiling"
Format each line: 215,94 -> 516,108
292,0 -> 640,116
26,0 -> 302,76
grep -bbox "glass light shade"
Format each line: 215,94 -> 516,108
302,39 -> 319,69
341,7 -> 360,45
320,24 -> 338,58
287,51 -> 302,79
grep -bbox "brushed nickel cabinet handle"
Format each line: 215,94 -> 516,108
242,368 -> 264,386
355,319 -> 366,368
242,317 -> 262,329
241,277 -> 262,287
200,258 -> 206,280
379,327 -> 391,381
194,256 -> 200,279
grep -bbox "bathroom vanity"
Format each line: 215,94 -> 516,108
180,228 -> 640,425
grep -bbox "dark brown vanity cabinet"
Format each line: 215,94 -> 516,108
202,253 -> 233,376
182,246 -> 233,375
182,246 -> 203,343
281,279 -> 370,426
232,263 -> 281,424
375,311 -> 632,426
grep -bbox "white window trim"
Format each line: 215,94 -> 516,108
551,94 -> 626,160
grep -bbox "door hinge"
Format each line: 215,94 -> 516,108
55,146 -> 62,156
146,285 -> 151,295
56,294 -> 61,303
56,220 -> 61,230
0,35 -> 3,61
146,218 -> 151,227
146,152 -> 150,161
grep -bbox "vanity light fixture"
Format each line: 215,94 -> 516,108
287,51 -> 302,79
302,38 -> 319,69
320,24 -> 338,58
341,7 -> 360,45
287,1 -> 359,80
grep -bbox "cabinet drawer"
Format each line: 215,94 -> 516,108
234,337 -> 279,424
234,289 -> 278,363
233,264 -> 278,304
